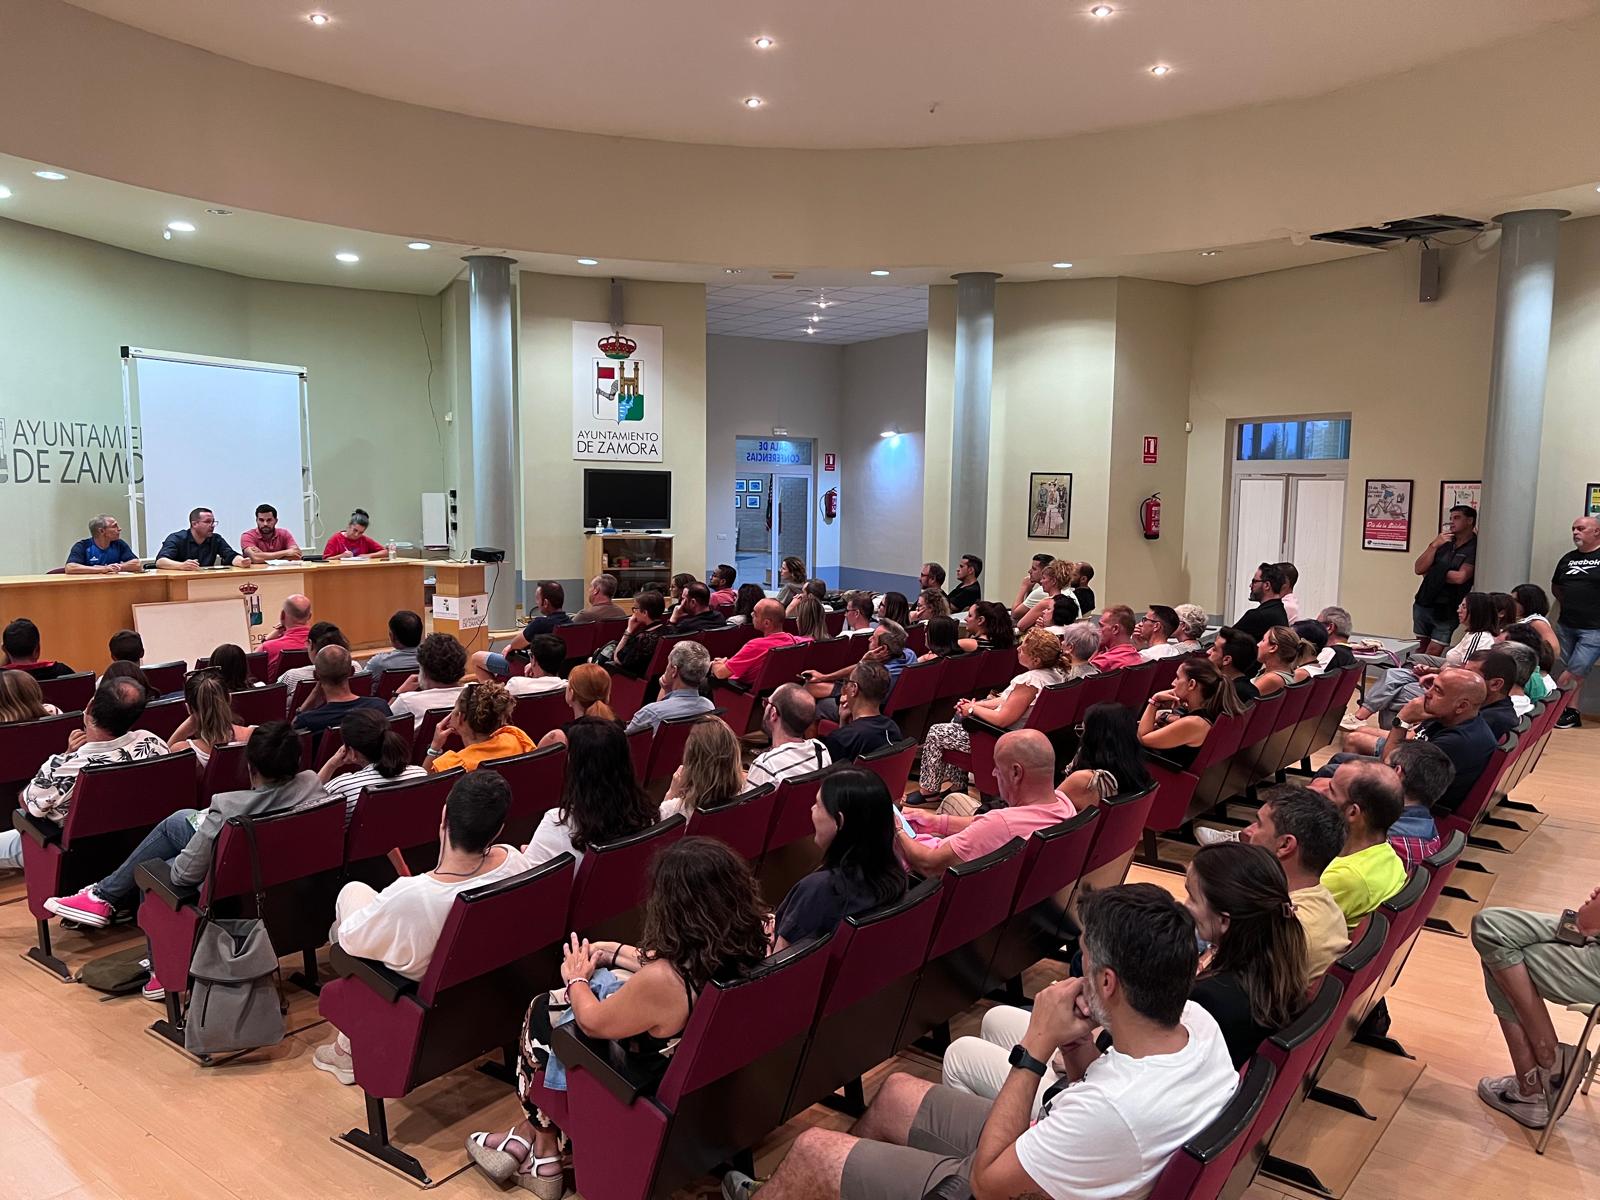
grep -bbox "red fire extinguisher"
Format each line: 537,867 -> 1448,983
821,487 -> 839,523
1140,493 -> 1162,540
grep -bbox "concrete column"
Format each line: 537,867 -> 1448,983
949,272 -> 1001,566
1479,210 -> 1567,590
464,255 -> 518,630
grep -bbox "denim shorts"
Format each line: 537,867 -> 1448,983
483,651 -> 510,676
1411,602 -> 1456,645
1558,623 -> 1600,679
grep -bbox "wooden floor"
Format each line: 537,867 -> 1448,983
3,727 -> 1600,1199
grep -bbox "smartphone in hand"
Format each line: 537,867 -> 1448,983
1556,908 -> 1587,946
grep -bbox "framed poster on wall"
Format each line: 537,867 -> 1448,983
1438,481 -> 1481,532
1363,479 -> 1413,552
1027,472 -> 1073,539
1586,483 -> 1600,519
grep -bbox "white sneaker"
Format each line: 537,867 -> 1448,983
1338,715 -> 1366,732
312,1039 -> 355,1085
1195,827 -> 1240,846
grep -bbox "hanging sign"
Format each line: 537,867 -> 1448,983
572,322 -> 664,461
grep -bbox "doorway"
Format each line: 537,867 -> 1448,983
734,437 -> 815,592
1225,418 -> 1350,620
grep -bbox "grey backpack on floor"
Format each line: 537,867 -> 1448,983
183,816 -> 287,1057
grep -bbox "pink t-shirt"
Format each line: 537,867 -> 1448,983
241,527 -> 299,554
724,631 -> 807,683
1091,642 -> 1144,671
262,623 -> 311,677
944,792 -> 1078,862
324,531 -> 385,557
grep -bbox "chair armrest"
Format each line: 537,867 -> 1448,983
134,860 -> 199,911
959,713 -> 1008,738
711,676 -> 753,695
12,809 -> 61,848
549,1024 -> 650,1106
328,944 -> 419,1003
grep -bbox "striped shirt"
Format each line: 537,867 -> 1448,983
321,763 -> 429,822
746,739 -> 832,788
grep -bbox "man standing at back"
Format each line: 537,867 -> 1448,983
1232,562 -> 1289,639
1412,505 -> 1478,656
946,554 -> 983,611
1552,514 -> 1600,728
261,594 -> 314,678
155,507 -> 247,571
240,503 -> 302,563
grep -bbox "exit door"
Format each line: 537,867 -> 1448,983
1227,475 -> 1346,620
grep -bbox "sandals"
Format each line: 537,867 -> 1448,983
466,1129 -> 533,1184
514,1158 -> 566,1198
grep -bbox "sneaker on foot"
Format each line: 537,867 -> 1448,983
1557,709 -> 1582,730
1477,1074 -> 1548,1128
1195,827 -> 1241,846
44,887 -> 113,929
141,976 -> 165,1002
721,1170 -> 760,1200
1338,714 -> 1366,732
312,1039 -> 356,1085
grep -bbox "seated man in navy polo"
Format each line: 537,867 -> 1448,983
154,506 -> 247,570
64,514 -> 143,574
472,581 -> 572,681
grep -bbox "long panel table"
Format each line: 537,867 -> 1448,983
0,560 -> 429,672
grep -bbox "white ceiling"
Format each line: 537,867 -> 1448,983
62,0 -> 1596,150
708,285 -> 928,344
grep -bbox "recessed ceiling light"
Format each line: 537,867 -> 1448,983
162,231 -> 172,241
1199,249 -> 1221,256
33,170 -> 67,181
1052,262 -> 1073,269
1089,4 -> 1113,16
307,12 -> 331,25
335,251 -> 360,263
0,186 -> 11,200
880,427 -> 899,438
804,328 -> 817,335
407,241 -> 432,250
753,36 -> 775,49
205,207 -> 233,216
166,220 -> 196,233
870,269 -> 891,277
809,314 -> 821,323
576,257 -> 600,266
1149,64 -> 1173,76
742,96 -> 765,109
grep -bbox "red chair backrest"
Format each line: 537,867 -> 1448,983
687,784 -> 778,862
556,622 -> 597,661
1309,913 -> 1389,1065
289,678 -> 316,713
694,626 -> 749,659
856,738 -> 919,800
272,647 -> 312,681
510,691 -> 571,743
1193,710 -> 1251,773
1012,807 -> 1100,912
935,650 -> 985,701
411,707 -> 461,761
1268,676 -> 1315,733
567,815 -> 687,933
230,684 -> 289,725
0,711 -> 81,805
1081,784 -> 1159,875
1114,660 -> 1159,708
975,647 -> 1021,694
644,710 -> 723,785
199,741 -> 251,803
883,657 -> 944,717
344,769 -> 462,863
1439,732 -> 1518,834
1375,866 -> 1431,953
819,877 -> 943,1015
1148,1055 -> 1276,1200
593,618 -> 630,645
1146,652 -> 1191,696
200,797 -> 347,907
1076,668 -> 1125,709
628,723 -> 653,780
747,640 -> 813,692
824,610 -> 847,637
927,837 -> 1027,958
246,652 -> 270,685
1240,974 -> 1346,1167
134,697 -> 190,742
481,744 -> 569,845
140,661 -> 187,695
38,672 -> 94,712
314,713 -> 414,769
904,623 -> 928,657
373,668 -> 415,700
418,855 -> 577,1004
656,932 -> 835,1105
61,751 -> 200,843
1236,688 -> 1284,748
765,769 -> 828,855
809,635 -> 864,678
1025,677 -> 1087,733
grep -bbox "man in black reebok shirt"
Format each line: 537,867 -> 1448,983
1552,515 -> 1600,729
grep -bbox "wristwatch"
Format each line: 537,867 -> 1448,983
1009,1043 -> 1048,1077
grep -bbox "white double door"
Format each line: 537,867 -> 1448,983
1228,473 -> 1346,621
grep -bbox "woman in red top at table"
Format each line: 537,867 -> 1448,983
323,509 -> 387,559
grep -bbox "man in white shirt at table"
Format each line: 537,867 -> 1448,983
310,772 -> 531,1084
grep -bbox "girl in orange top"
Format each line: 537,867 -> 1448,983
424,680 -> 535,772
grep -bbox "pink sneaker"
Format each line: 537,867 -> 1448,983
44,887 -> 113,929
142,976 -> 166,1002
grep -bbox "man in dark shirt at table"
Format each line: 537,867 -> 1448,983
291,646 -> 391,734
822,662 -> 903,763
1231,562 -> 1289,639
154,507 -> 247,570
473,581 -> 572,679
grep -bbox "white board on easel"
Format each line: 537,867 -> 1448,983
133,598 -> 250,670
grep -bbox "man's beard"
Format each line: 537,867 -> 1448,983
1084,972 -> 1112,1030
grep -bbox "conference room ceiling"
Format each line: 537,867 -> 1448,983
708,286 -> 930,345
62,0 -> 1597,150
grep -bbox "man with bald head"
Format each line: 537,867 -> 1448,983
897,730 -> 1075,873
1552,515 -> 1600,728
1381,665 -> 1496,815
262,593 -> 314,678
291,644 -> 391,734
710,597 -> 807,682
1321,759 -> 1407,927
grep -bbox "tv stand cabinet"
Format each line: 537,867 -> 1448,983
583,533 -> 673,612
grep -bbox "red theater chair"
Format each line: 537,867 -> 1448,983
0,711 -> 80,808
686,784 -> 778,864
567,815 -> 687,944
481,744 -> 568,846
38,671 -> 95,712
344,770 -> 464,883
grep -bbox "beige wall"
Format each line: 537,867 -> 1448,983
516,273 -> 707,594
841,332 -> 928,589
1108,279 -> 1195,608
0,215 -> 445,574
